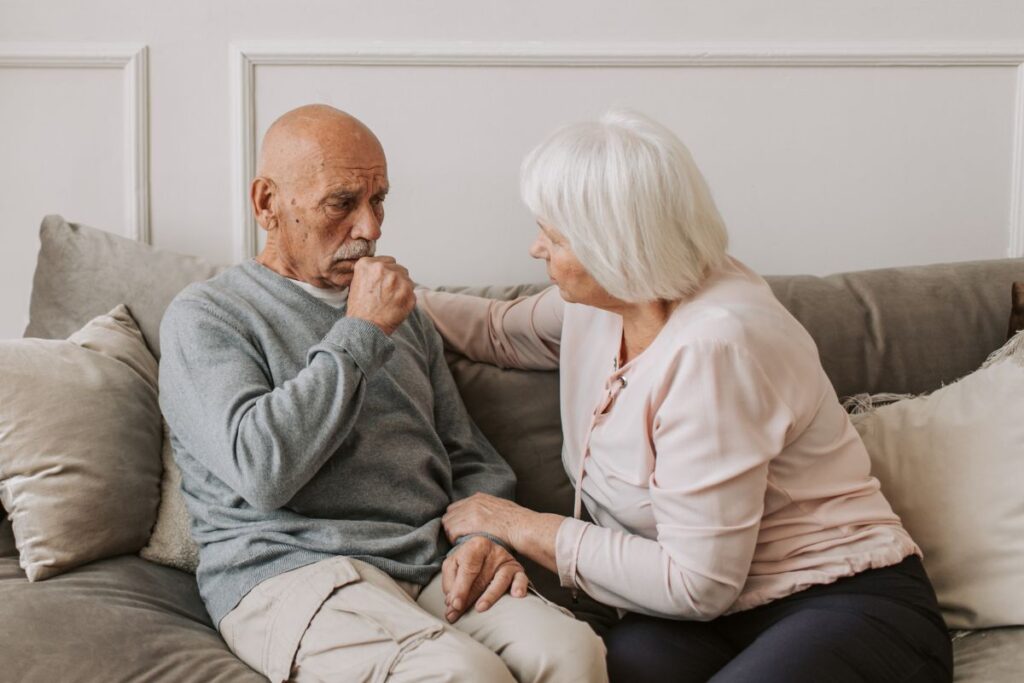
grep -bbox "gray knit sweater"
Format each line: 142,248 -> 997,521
158,259 -> 515,627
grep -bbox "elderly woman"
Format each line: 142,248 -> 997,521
417,111 -> 952,682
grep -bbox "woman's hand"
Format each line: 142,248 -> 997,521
443,493 -> 530,548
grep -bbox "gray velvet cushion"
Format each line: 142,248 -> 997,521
24,215 -> 225,358
0,555 -> 266,682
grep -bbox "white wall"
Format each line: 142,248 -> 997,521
2,0 -> 1024,339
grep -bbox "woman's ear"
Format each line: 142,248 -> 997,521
250,176 -> 279,232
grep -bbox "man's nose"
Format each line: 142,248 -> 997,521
350,202 -> 382,241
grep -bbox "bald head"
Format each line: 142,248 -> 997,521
251,104 -> 389,289
257,104 -> 385,184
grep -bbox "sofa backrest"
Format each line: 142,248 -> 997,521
6,216 -> 1023,593
439,259 -> 1024,398
765,263 -> 1023,398
24,215 -> 1024,397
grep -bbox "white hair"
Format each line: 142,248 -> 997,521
520,109 -> 729,302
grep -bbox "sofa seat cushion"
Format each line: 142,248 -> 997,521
0,555 -> 266,682
953,628 -> 1024,682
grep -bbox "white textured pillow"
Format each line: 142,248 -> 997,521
850,331 -> 1024,630
139,421 -> 199,573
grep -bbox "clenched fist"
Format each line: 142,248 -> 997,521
346,256 -> 415,335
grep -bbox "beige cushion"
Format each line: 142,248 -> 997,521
851,331 -> 1024,630
0,305 -> 162,581
139,421 -> 199,573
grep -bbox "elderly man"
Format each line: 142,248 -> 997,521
158,104 -> 605,682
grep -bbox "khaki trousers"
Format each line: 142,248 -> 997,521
218,556 -> 608,683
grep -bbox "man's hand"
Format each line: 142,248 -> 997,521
442,536 -> 528,623
346,256 -> 415,335
443,492 -> 529,548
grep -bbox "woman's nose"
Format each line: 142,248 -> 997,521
528,237 -> 547,260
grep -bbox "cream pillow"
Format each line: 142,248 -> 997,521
850,331 -> 1024,630
0,305 -> 162,580
139,421 -> 199,573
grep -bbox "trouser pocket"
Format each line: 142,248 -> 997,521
261,557 -> 364,683
322,576 -> 446,680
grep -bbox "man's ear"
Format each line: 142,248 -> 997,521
251,176 -> 278,231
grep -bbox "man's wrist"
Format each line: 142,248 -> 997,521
447,532 -> 515,557
345,313 -> 396,336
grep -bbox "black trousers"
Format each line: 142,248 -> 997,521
603,555 -> 953,683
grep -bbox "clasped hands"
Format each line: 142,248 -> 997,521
441,493 -> 531,623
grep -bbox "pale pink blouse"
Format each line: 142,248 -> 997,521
417,256 -> 919,620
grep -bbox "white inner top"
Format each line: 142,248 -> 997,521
287,277 -> 349,309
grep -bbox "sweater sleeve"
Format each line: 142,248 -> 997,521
417,310 -> 517,503
555,340 -> 795,620
158,297 -> 394,512
415,286 -> 564,370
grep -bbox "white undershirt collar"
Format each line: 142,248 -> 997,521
286,277 -> 349,309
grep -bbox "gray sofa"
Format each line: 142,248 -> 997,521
1,215 -> 1022,681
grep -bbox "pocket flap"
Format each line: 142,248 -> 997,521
327,580 -> 444,644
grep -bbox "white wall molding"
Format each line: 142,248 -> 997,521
0,43 -> 150,244
230,41 -> 1024,263
1009,63 -> 1024,258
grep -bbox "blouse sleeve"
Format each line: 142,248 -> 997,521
555,339 -> 796,620
415,286 -> 564,371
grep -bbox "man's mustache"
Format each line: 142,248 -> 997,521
333,240 -> 376,260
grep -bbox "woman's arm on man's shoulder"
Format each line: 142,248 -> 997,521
415,285 -> 564,370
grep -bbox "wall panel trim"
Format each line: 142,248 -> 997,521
0,43 -> 150,244
1009,63 -> 1024,259
230,41 -> 1024,263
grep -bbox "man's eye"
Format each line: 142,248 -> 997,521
371,196 -> 385,206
